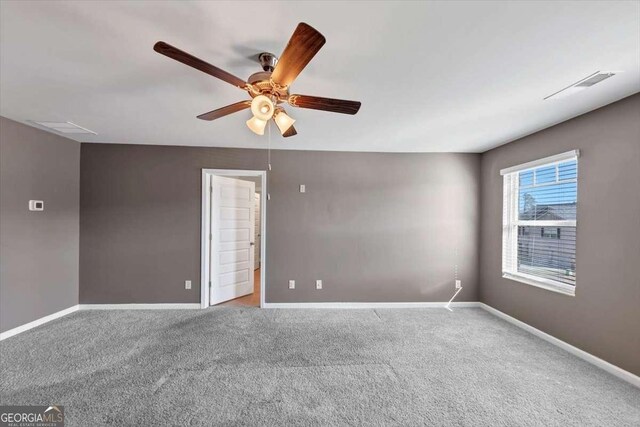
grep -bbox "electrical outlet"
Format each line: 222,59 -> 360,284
300,184 -> 306,193
455,280 -> 462,289
29,200 -> 44,211
289,280 -> 295,289
316,280 -> 323,290
185,280 -> 192,290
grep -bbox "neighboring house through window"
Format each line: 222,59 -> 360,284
501,150 -> 579,296
541,227 -> 561,239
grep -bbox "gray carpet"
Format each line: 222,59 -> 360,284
1,308 -> 638,426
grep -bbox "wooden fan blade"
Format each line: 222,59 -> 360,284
271,23 -> 326,88
288,95 -> 361,115
197,100 -> 252,121
154,41 -> 247,89
283,125 -> 297,138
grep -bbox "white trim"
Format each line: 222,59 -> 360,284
200,171 -> 211,309
262,302 -> 481,309
480,303 -> 640,389
0,305 -> 79,341
201,169 -> 267,309
502,172 -> 519,275
500,149 -> 580,175
502,272 -> 576,296
79,304 -> 201,310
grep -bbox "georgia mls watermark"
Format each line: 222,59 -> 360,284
0,406 -> 64,427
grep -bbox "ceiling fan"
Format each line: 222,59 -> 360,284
154,23 -> 361,138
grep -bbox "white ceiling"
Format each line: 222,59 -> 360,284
1,1 -> 638,152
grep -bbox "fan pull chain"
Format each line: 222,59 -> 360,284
267,120 -> 272,171
266,105 -> 273,202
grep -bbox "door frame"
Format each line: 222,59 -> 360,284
201,169 -> 267,308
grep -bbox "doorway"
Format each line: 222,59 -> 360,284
201,169 -> 266,308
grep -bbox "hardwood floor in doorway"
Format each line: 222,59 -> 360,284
218,268 -> 260,307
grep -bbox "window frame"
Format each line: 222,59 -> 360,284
501,150 -> 579,296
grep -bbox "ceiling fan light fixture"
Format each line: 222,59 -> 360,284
274,110 -> 296,135
251,95 -> 275,121
246,116 -> 268,135
155,23 -> 360,139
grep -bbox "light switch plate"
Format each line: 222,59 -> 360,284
289,280 -> 295,289
185,280 -> 192,290
299,185 -> 305,193
316,280 -> 323,290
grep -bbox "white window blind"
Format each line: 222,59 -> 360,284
501,150 -> 579,296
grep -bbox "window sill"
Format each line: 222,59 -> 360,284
502,272 -> 575,297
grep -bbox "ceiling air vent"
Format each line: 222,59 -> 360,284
544,71 -> 616,100
574,72 -> 615,87
31,121 -> 97,135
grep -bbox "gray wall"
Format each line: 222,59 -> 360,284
0,117 -> 80,333
80,145 -> 480,304
479,93 -> 640,375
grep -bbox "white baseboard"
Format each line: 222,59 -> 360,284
1,303 -> 203,340
79,303 -> 201,310
0,305 -> 79,341
262,302 -> 481,309
479,303 -> 640,389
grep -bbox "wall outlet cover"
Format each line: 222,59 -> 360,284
455,279 -> 462,289
289,280 -> 295,289
185,280 -> 192,290
316,280 -> 323,290
300,185 -> 306,193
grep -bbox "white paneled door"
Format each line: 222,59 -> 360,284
210,176 -> 255,305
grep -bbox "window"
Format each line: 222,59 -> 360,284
501,150 -> 579,296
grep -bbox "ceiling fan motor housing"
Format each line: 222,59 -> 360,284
248,53 -> 289,101
248,69 -> 289,101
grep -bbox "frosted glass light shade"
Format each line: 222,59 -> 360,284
250,95 -> 274,121
246,116 -> 267,135
274,110 -> 296,134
